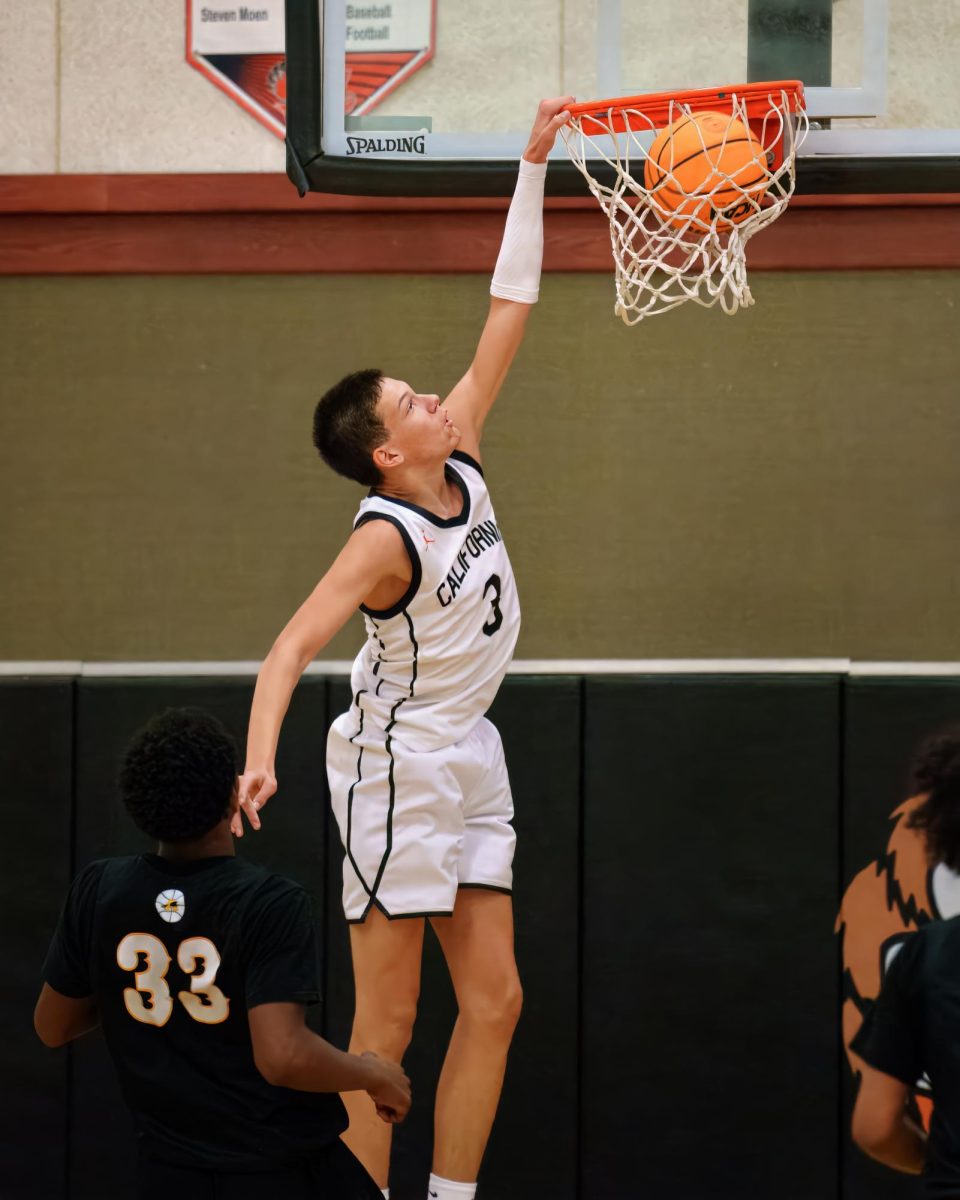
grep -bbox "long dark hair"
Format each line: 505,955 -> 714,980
906,725 -> 960,871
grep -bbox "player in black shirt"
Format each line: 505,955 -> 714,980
851,728 -> 960,1195
35,708 -> 410,1200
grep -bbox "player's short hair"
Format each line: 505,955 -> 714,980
906,725 -> 960,870
312,368 -> 388,487
119,708 -> 238,843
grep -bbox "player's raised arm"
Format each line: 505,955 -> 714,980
442,96 -> 573,459
234,518 -> 411,835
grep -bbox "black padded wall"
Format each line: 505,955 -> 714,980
0,679 -> 74,1200
323,677 -> 582,1200
841,677 -> 960,1200
580,676 -> 841,1200
67,677 -> 328,1200
13,670 -> 953,1199
484,677 -> 581,1199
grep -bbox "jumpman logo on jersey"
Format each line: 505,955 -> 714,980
421,529 -> 435,549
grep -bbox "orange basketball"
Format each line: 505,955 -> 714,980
644,111 -> 769,230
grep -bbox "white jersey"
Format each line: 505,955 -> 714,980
345,450 -> 520,753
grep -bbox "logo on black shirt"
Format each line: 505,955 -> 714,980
155,888 -> 185,923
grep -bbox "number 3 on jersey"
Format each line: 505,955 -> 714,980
117,933 -> 229,1027
482,573 -> 503,637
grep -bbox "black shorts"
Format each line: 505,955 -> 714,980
136,1139 -> 382,1200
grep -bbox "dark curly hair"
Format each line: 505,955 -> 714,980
906,725 -> 960,871
312,368 -> 387,487
119,709 -> 238,843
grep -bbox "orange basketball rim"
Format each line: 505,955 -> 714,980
560,81 -> 809,322
567,80 -> 806,168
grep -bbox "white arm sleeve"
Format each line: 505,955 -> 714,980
489,157 -> 547,304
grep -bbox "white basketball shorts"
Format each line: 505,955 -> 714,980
326,712 -> 515,923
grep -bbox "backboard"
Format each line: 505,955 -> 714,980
285,0 -> 960,196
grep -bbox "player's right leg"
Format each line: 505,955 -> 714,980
341,909 -> 424,1187
327,713 -> 464,1186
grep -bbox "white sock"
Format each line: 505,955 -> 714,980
427,1173 -> 477,1200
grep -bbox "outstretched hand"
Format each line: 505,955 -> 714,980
523,96 -> 575,164
230,768 -> 277,837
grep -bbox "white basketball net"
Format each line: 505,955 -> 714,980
562,89 -> 808,322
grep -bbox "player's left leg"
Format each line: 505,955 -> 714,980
429,889 -> 522,1186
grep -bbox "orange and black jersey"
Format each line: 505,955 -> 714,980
853,917 -> 960,1197
42,854 -> 346,1170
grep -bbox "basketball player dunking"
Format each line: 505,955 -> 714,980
235,98 -> 573,1200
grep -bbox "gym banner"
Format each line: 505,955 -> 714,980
187,1 -> 287,137
345,1 -> 436,116
187,1 -> 437,137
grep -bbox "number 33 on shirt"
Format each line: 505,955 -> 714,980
116,933 -> 229,1027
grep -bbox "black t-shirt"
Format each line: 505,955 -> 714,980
852,917 -> 960,1197
42,854 -> 348,1170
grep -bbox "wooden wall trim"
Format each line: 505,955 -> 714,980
0,173 -> 515,214
1,175 -> 958,274
2,172 -> 959,214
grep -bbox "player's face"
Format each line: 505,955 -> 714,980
377,377 -> 460,465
